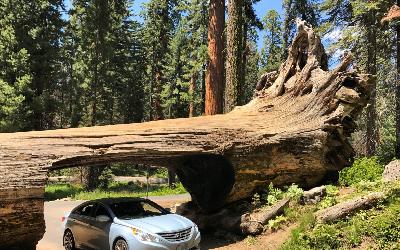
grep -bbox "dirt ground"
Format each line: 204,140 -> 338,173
200,224 -> 296,250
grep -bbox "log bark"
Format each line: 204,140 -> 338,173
315,192 -> 386,223
0,21 -> 372,248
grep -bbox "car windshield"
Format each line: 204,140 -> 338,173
110,200 -> 168,220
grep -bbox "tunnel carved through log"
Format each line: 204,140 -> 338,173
0,20 -> 372,249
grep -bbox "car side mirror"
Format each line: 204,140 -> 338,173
96,215 -> 111,223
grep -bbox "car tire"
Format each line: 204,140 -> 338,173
114,238 -> 129,250
63,230 -> 76,250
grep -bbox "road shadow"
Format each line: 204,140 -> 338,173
200,231 -> 245,249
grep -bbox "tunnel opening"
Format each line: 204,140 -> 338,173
47,153 -> 236,214
175,154 -> 235,213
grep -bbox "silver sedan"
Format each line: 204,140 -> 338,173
61,198 -> 201,250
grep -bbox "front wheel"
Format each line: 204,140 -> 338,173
114,239 -> 129,250
63,230 -> 76,250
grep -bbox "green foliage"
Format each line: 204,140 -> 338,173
45,181 -> 187,201
98,167 -> 114,189
261,10 -> 283,72
268,215 -> 288,231
317,185 -> 339,209
285,184 -> 304,201
245,235 -> 259,246
283,197 -> 400,249
260,183 -> 304,206
283,182 -> 400,250
339,157 -> 384,186
281,212 -> 316,250
44,184 -> 84,201
264,183 -> 284,205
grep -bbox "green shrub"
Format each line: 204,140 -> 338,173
339,157 -> 384,186
284,184 -> 304,201
282,196 -> 400,249
304,224 -> 341,249
317,185 -> 338,209
268,215 -> 288,231
98,167 -> 114,189
263,183 -> 284,206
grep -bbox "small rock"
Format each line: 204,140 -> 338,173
383,160 -> 400,182
301,186 -> 327,204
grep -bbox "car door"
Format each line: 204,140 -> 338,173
90,203 -> 112,250
72,202 -> 97,249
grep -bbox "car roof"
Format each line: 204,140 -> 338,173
90,197 -> 150,205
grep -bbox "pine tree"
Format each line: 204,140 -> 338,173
142,0 -> 177,121
239,0 -> 262,105
261,10 -> 284,73
0,0 -> 64,131
0,1 -> 31,131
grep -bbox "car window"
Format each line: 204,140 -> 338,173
73,203 -> 96,217
95,204 -> 111,218
109,201 -> 167,220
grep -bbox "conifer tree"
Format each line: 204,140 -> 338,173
261,10 -> 284,73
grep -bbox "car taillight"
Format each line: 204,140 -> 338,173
61,216 -> 65,222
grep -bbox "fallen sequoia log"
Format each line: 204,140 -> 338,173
0,20 -> 372,248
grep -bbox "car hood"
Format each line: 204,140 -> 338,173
114,214 -> 194,233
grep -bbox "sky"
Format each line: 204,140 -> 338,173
63,0 -> 283,50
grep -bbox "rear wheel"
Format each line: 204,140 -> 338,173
63,230 -> 76,250
114,238 -> 128,250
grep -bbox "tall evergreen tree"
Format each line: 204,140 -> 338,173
261,10 -> 284,73
0,1 -> 31,132
240,0 -> 262,105
0,0 -> 65,131
142,0 -> 177,121
205,0 -> 225,115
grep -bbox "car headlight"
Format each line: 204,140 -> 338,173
132,228 -> 161,243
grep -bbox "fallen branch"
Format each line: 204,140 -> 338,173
315,192 -> 386,223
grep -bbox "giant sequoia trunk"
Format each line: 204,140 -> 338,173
0,21 -> 372,248
205,0 -> 225,115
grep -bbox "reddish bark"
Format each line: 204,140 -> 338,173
205,0 -> 225,115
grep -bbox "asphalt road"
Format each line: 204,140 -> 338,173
37,194 -> 191,250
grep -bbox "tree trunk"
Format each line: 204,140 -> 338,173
366,13 -> 377,156
189,73 -> 198,117
82,165 -> 106,191
239,18 -> 248,106
168,169 -> 177,187
205,0 -> 225,115
396,2 -> 400,158
225,0 -> 244,113
0,22 -> 372,248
